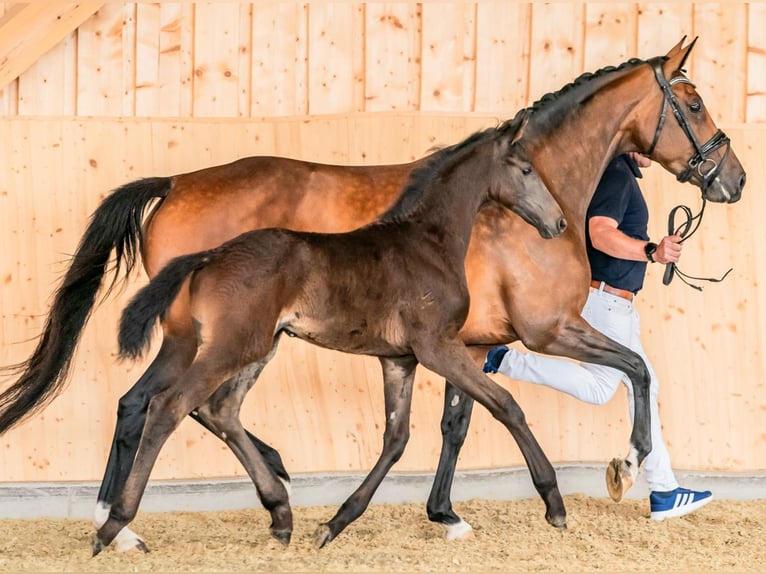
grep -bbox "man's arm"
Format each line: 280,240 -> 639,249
588,215 -> 683,265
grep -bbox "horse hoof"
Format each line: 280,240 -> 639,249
270,528 -> 292,546
313,523 -> 333,549
546,514 -> 567,530
91,535 -> 105,557
606,457 -> 634,502
442,519 -> 474,541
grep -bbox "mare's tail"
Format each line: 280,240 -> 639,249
118,252 -> 210,361
0,177 -> 171,434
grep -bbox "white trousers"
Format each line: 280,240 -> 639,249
495,286 -> 679,493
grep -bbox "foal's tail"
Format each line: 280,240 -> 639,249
118,252 -> 210,361
0,177 -> 171,435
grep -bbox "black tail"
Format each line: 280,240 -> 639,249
0,177 -> 171,434
118,251 -> 210,361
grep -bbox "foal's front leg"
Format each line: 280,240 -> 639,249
415,338 -> 567,530
313,355 -> 418,549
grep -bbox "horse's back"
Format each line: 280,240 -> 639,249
144,156 -> 419,277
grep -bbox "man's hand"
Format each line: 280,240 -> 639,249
654,234 -> 683,264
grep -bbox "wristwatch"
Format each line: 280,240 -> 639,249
644,241 -> 658,263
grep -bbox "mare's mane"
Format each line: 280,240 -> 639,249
376,117 -> 520,224
524,56 -> 652,132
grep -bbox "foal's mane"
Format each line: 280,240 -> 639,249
377,118 -> 519,224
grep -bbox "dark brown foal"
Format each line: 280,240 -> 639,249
92,113 -> 567,552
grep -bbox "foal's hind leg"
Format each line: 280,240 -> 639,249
93,354 -> 292,554
194,344 -> 294,543
313,355 -> 418,549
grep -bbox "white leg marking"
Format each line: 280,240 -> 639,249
442,519 -> 474,541
94,501 -> 146,553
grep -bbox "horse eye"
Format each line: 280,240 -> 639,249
521,166 -> 533,176
689,101 -> 702,113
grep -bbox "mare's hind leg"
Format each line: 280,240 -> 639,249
313,355 -> 418,549
93,352 -> 292,554
426,379 -> 475,540
415,338 -> 566,530
94,335 -> 194,552
95,338 -> 289,552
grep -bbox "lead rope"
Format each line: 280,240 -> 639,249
662,198 -> 733,290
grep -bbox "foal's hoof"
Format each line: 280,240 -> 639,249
545,513 -> 567,530
313,523 -> 333,549
270,527 -> 292,546
606,457 -> 634,502
91,536 -> 105,557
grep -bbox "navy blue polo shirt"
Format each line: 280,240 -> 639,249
586,154 -> 650,294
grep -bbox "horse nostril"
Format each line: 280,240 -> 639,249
740,173 -> 747,190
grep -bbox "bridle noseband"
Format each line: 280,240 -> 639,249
645,57 -> 731,198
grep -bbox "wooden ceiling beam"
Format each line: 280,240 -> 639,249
0,2 -> 104,90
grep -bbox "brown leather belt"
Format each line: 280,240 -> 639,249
590,280 -> 634,301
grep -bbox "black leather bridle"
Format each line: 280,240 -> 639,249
644,57 -> 734,289
645,57 -> 732,199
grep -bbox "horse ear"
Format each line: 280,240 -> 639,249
510,109 -> 529,146
665,35 -> 697,73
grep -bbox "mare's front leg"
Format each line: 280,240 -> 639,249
415,338 -> 566,530
526,317 -> 651,501
314,355 -> 418,549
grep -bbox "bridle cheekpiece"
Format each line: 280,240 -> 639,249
645,57 -> 731,199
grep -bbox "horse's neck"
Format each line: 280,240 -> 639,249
533,70 -> 650,226
395,148 -> 490,256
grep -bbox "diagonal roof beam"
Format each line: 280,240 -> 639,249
0,3 -> 104,90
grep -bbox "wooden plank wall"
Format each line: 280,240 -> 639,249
0,3 -> 764,483
0,3 -> 763,123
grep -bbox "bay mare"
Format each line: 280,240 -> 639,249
0,38 -> 746,551
93,113 -> 566,552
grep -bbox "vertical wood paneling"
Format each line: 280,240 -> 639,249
636,3 -> 693,61
76,4 -> 136,116
527,3 -> 585,103
747,4 -> 766,123
134,3 -> 195,118
307,3 -> 363,114
17,33 -> 76,115
692,4 -> 748,123
0,3 -> 762,123
364,3 -> 421,112
251,3 -> 308,116
191,3 -> 249,117
419,3 -> 476,112
583,3 -> 636,70
473,3 -> 531,115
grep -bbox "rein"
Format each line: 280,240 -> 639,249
645,57 -> 734,290
661,198 -> 733,290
